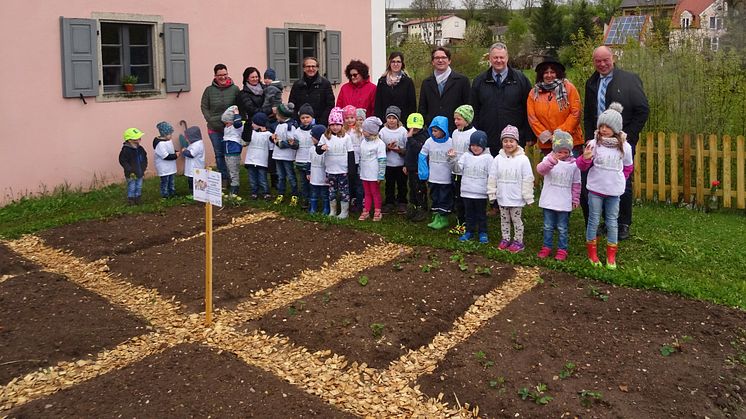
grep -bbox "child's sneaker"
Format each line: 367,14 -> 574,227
250,194 -> 258,200
290,195 -> 299,206
497,239 -> 511,250
537,246 -> 552,259
358,212 -> 370,221
263,194 -> 272,201
478,233 -> 489,244
459,232 -> 473,242
508,241 -> 525,253
274,194 -> 284,204
554,249 -> 568,261
372,209 -> 382,222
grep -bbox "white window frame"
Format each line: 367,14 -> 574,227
711,36 -> 719,51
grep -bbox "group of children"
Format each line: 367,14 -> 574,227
118,97 -> 632,269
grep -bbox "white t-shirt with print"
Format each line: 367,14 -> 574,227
184,140 -> 205,177
359,138 -> 387,181
420,137 -> 453,185
451,127 -> 476,175
457,152 -> 493,199
585,139 -> 633,197
272,122 -> 297,162
244,131 -> 274,167
154,139 -> 177,176
310,148 -> 327,186
379,126 -> 407,167
489,151 -> 534,207
538,156 -> 581,212
294,128 -> 313,164
319,133 -> 353,175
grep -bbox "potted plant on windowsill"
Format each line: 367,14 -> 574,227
122,74 -> 138,92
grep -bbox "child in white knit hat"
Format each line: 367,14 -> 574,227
536,130 -> 581,261
357,117 -> 387,221
576,102 -> 633,270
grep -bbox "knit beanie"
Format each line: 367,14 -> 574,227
356,108 -> 367,119
597,102 -> 624,134
454,104 -> 474,124
185,126 -> 203,143
328,107 -> 344,125
551,130 -> 574,153
385,105 -> 402,121
264,68 -> 276,80
501,125 -> 520,141
156,121 -> 174,136
362,117 -> 383,135
277,102 -> 295,118
342,105 -> 357,118
221,105 -> 238,123
311,124 -> 327,140
252,112 -> 269,127
469,130 -> 488,151
406,113 -> 424,130
298,103 -> 314,118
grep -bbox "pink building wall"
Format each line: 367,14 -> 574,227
0,0 -> 382,205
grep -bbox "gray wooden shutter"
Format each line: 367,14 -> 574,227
325,30 -> 342,84
164,23 -> 191,92
60,17 -> 98,97
266,28 -> 289,83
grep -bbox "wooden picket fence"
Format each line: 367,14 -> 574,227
633,132 -> 746,209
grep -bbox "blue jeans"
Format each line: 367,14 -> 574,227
208,131 -> 228,181
246,164 -> 269,195
295,162 -> 311,201
543,209 -> 570,250
586,193 -> 620,244
429,182 -> 453,214
275,160 -> 298,195
159,174 -> 175,197
310,184 -> 330,212
463,197 -> 487,234
126,177 -> 143,198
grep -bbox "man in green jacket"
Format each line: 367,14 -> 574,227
201,64 -> 239,186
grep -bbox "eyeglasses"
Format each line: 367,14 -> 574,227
303,65 -> 318,68
349,72 -> 360,78
215,73 -> 228,77
390,60 -> 402,64
432,56 -> 449,61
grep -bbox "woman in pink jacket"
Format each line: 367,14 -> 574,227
336,60 -> 376,117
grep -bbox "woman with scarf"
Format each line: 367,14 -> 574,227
237,67 -> 265,123
526,57 -> 583,156
200,63 -> 239,185
374,52 -> 416,126
336,60 -> 377,117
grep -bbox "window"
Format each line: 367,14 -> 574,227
709,16 -> 723,29
681,17 -> 690,29
288,31 -> 319,81
711,36 -> 719,51
60,16 -> 190,99
101,23 -> 153,92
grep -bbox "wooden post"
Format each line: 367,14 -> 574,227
670,132 -> 679,204
723,135 -> 732,208
646,132 -> 654,201
683,134 -> 692,204
633,134 -> 644,200
205,200 -> 213,326
657,132 -> 666,202
696,134 -> 705,205
737,136 -> 745,209
709,134 -> 718,194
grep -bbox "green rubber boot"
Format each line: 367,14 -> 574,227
427,213 -> 438,229
431,213 -> 450,230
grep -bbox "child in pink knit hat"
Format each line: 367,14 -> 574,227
317,107 -> 354,219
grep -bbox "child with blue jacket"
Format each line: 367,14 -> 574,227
418,116 -> 453,230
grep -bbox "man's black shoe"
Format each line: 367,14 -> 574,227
618,224 -> 630,240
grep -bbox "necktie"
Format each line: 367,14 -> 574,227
598,76 -> 610,116
495,72 -> 502,85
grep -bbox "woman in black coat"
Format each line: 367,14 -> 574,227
374,52 -> 416,124
237,67 -> 265,122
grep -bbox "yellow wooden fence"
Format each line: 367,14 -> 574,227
633,132 -> 746,209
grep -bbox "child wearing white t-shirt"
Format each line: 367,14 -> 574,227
357,117 -> 387,222
153,121 -> 179,198
487,125 -> 535,253
317,107 -> 354,219
536,130 -> 581,261
180,126 -> 205,197
308,125 -> 330,214
576,103 -> 633,270
380,106 -> 408,214
418,116 -> 453,230
449,130 -> 492,243
243,112 -> 274,199
450,104 -> 477,228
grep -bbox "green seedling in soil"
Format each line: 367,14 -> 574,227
489,376 -> 507,394
659,335 -> 693,356
392,262 -> 404,271
474,266 -> 492,276
358,275 -> 369,286
558,362 -> 576,379
370,323 -> 385,338
322,292 -> 331,304
588,285 -> 609,302
511,330 -> 524,351
287,300 -> 306,316
474,350 -> 495,369
518,383 -> 553,405
341,317 -> 353,327
578,390 -> 604,408
450,251 -> 465,264
428,253 -> 441,267
536,275 -> 545,284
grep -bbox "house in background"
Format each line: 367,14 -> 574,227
603,15 -> 654,46
0,1 -> 386,205
620,0 -> 678,20
403,14 -> 466,46
669,0 -> 727,51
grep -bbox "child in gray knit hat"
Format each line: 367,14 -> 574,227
358,117 -> 387,221
577,102 -> 633,270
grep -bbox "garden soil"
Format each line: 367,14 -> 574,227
1,205 -> 744,417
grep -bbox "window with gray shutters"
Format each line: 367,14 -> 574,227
266,27 -> 341,84
101,22 -> 154,91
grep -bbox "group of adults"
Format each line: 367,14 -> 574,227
200,42 -> 648,239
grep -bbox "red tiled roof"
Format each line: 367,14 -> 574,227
671,0 -> 715,27
403,14 -> 456,26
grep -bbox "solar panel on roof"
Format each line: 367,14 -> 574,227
604,15 -> 647,45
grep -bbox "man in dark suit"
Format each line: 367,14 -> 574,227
582,46 -> 649,240
470,42 -> 533,156
418,47 -> 471,135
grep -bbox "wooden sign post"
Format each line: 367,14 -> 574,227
192,168 -> 222,326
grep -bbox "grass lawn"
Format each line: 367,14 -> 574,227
2,176 -> 744,311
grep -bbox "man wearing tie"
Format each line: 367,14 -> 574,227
582,46 -> 649,240
470,42 -> 533,156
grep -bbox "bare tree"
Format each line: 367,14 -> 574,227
462,0 -> 482,21
409,0 -> 453,45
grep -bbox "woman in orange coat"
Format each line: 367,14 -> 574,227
527,57 -> 583,156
